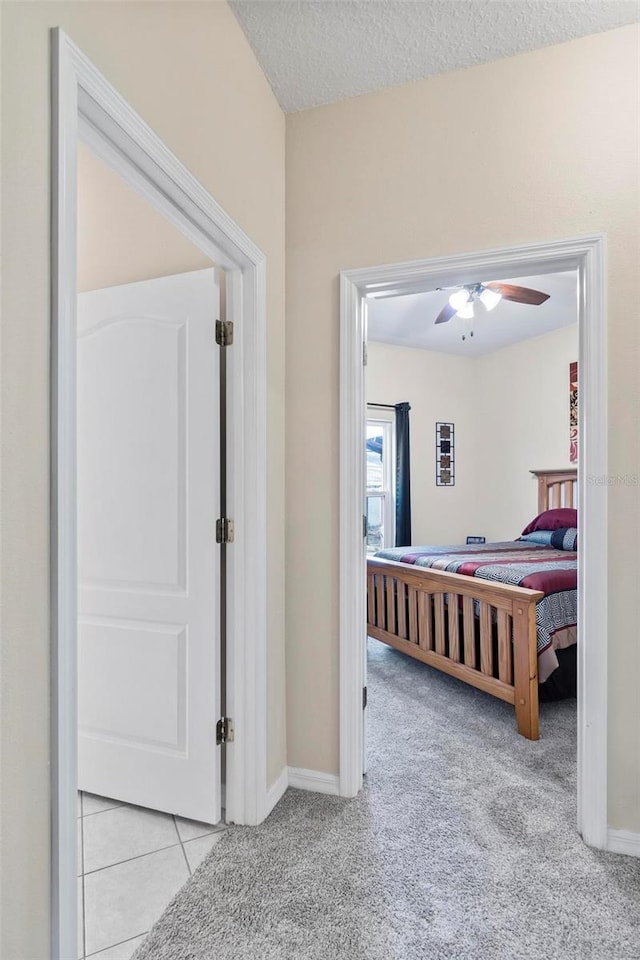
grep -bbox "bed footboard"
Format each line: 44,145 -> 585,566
367,557 -> 543,740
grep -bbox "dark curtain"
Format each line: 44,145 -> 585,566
395,402 -> 411,546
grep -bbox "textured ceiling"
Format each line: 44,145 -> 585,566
367,270 -> 577,357
230,1 -> 639,111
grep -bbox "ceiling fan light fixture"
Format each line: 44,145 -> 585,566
448,289 -> 470,311
434,280 -> 549,328
479,287 -> 502,311
456,301 -> 474,320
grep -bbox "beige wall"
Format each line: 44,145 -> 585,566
78,143 -> 213,291
286,26 -> 640,829
78,143 -> 228,322
367,324 -> 578,547
1,4 -> 285,957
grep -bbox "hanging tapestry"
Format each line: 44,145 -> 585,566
569,361 -> 578,463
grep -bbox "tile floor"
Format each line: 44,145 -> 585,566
77,792 -> 226,959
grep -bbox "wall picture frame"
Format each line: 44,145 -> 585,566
436,422 -> 455,486
570,361 -> 578,463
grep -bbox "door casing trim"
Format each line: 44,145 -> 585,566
51,29 -> 268,959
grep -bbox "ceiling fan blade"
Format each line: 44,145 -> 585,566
484,282 -> 550,306
435,303 -> 457,324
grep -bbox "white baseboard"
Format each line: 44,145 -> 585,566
607,828 -> 640,858
259,765 -> 341,822
287,766 -> 340,796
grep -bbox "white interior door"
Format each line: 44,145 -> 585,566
77,268 -> 221,824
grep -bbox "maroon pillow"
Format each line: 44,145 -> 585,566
521,508 -> 578,535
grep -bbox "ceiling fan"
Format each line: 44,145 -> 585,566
435,282 -> 550,338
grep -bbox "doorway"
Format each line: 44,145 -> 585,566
52,30 -> 269,960
338,237 -> 608,852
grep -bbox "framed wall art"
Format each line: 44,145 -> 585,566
570,361 -> 578,463
436,422 -> 455,486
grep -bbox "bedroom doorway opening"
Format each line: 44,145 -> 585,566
339,237 -> 608,853
52,31 -> 269,960
364,268 -> 579,730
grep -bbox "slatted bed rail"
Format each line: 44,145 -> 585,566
367,557 -> 544,740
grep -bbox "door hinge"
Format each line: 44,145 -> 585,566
363,686 -> 368,709
363,514 -> 368,540
216,717 -> 234,745
363,342 -> 368,365
216,319 -> 234,347
216,518 -> 235,543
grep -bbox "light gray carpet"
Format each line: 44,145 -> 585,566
134,639 -> 640,960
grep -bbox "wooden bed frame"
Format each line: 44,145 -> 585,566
367,468 -> 577,740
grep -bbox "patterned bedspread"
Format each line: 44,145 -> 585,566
374,541 -> 577,683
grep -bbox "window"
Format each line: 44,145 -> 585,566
366,412 -> 395,553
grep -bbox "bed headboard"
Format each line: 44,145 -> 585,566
530,469 -> 577,513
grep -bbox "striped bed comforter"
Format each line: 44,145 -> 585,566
374,540 -> 577,683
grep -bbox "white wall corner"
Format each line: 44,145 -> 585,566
607,828 -> 640,859
288,767 -> 341,796
261,767 -> 289,821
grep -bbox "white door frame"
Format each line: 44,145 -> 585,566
51,29 -> 268,960
339,237 -> 608,849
